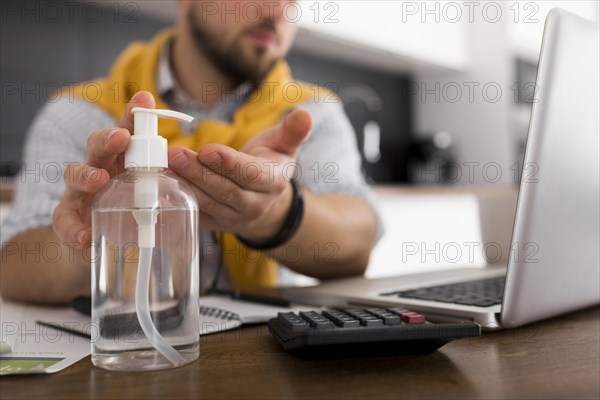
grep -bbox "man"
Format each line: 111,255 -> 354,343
0,1 -> 380,303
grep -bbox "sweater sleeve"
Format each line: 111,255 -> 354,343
296,98 -> 384,241
0,97 -> 116,246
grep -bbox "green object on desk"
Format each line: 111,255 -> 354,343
0,358 -> 62,375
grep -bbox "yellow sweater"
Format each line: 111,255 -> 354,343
71,28 -> 325,289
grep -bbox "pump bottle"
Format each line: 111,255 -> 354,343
91,108 -> 199,371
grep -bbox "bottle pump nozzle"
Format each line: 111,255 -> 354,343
125,107 -> 194,170
126,107 -> 194,368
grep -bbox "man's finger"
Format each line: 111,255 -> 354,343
53,202 -> 90,246
86,128 -> 130,172
257,109 -> 312,158
168,147 -> 255,210
63,163 -> 110,196
194,145 -> 279,193
281,108 -> 312,151
118,91 -> 156,133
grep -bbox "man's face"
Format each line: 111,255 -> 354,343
184,0 -> 298,85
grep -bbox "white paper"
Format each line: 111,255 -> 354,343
0,300 -> 91,375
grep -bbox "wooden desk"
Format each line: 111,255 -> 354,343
1,307 -> 598,399
0,178 -> 14,203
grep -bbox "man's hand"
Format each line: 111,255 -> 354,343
168,109 -> 312,242
52,91 -> 156,247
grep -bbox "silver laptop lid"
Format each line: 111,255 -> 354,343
501,9 -> 600,327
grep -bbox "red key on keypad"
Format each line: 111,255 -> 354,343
399,312 -> 426,324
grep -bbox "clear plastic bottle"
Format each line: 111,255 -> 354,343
91,108 -> 199,371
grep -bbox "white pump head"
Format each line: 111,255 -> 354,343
125,107 -> 194,169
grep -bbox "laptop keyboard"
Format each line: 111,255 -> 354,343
381,277 -> 505,307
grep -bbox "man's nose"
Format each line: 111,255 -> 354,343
258,0 -> 290,23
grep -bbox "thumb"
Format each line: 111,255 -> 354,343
270,109 -> 312,157
119,91 -> 156,133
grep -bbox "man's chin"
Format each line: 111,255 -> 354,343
239,59 -> 278,81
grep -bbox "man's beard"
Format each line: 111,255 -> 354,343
187,7 -> 279,86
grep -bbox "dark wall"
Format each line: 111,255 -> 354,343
1,0 -> 412,182
287,53 -> 412,183
1,0 -> 170,176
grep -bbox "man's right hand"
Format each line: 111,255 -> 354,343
52,91 -> 156,247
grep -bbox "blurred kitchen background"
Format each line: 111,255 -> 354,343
1,1 -> 598,279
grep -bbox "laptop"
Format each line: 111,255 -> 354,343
282,9 -> 600,330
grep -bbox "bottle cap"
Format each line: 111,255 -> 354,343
124,107 -> 194,169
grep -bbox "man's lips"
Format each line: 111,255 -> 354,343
246,30 -> 277,48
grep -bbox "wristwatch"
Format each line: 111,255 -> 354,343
237,178 -> 305,250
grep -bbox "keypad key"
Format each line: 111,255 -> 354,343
322,310 -> 360,328
345,309 -> 384,327
299,311 -> 335,330
387,307 -> 411,314
278,312 -> 310,331
398,312 -> 426,324
378,313 -> 401,325
453,296 -> 483,306
365,309 -> 401,325
472,299 -> 500,307
365,308 -> 387,314
360,317 -> 384,327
